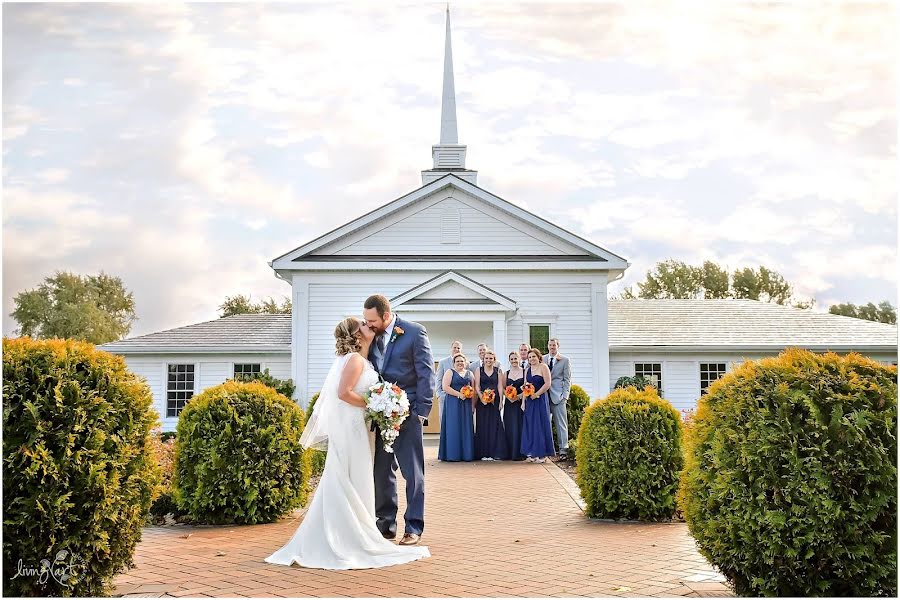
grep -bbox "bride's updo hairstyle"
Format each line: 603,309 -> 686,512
334,317 -> 363,356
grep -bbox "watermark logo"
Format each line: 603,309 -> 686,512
11,549 -> 86,587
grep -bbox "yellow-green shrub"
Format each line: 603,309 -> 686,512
304,392 -> 326,477
576,386 -> 683,520
678,349 -> 897,597
173,380 -> 310,525
3,337 -> 161,596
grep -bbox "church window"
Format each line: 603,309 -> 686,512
529,325 -> 550,354
167,364 -> 195,417
635,363 -> 663,396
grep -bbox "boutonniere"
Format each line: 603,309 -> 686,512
390,325 -> 404,344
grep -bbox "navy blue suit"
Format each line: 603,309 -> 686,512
368,315 -> 434,537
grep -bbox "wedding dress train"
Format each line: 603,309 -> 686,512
264,355 -> 430,569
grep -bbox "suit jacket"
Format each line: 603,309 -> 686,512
543,353 -> 571,405
435,355 -> 455,400
469,359 -> 482,375
368,316 -> 435,425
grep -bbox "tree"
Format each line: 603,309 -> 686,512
618,260 -> 813,307
829,301 -> 897,324
219,294 -> 291,317
10,271 -> 136,344
731,266 -> 793,304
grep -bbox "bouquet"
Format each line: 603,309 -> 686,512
521,383 -> 536,398
364,381 -> 410,453
481,389 -> 496,405
460,385 -> 475,399
504,385 -> 519,401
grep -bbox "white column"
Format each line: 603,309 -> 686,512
292,275 -> 310,407
492,317 -> 507,367
591,274 -> 610,398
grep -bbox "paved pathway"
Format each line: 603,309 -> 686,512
113,446 -> 732,598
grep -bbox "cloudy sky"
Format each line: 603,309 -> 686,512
3,2 -> 897,337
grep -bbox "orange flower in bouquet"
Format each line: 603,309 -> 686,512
521,383 -> 536,398
460,385 -> 474,399
481,389 -> 496,404
504,385 -> 518,401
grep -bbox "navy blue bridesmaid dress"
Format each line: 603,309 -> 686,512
473,366 -> 509,460
503,370 -> 525,460
438,369 -> 475,462
520,367 -> 556,459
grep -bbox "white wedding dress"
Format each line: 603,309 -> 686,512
264,354 -> 430,569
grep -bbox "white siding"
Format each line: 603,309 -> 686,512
120,353 -> 292,432
609,360 -> 632,390
477,273 -> 595,395
313,192 -> 589,257
663,361 -> 699,411
607,350 -> 898,413
302,271 -> 604,402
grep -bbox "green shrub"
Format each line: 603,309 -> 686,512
576,385 -> 683,520
173,380 -> 310,525
304,392 -> 326,477
233,367 -> 295,399
552,384 -> 591,451
3,337 -> 161,597
565,437 -> 578,462
679,349 -> 897,597
614,375 -> 657,392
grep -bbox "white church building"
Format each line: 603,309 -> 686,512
100,10 -> 898,433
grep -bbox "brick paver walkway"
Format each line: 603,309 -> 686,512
113,445 -> 732,598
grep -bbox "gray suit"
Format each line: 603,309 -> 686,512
543,353 -> 572,450
435,355 -> 456,413
469,359 -> 482,375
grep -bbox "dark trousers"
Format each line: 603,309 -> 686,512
374,414 -> 425,536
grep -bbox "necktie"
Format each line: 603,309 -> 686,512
549,357 -> 555,370
376,335 -> 386,367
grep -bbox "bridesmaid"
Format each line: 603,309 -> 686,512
503,351 -> 526,461
520,348 -> 555,463
438,353 -> 475,462
473,350 -> 509,461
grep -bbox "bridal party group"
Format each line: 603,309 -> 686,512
436,339 -> 572,463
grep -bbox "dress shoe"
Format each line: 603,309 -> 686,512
398,533 -> 421,546
381,531 -> 396,540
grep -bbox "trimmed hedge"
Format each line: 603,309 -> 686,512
576,386 -> 683,520
3,337 -> 161,597
678,349 -> 897,597
552,384 -> 591,452
173,380 -> 310,525
304,392 -> 326,477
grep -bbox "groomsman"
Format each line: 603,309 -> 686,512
543,337 -> 572,459
435,340 -> 464,413
469,343 -> 487,373
518,343 -> 530,370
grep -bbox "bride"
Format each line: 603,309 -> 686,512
264,316 -> 430,569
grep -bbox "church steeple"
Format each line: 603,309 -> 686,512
422,6 -> 477,186
440,5 -> 458,145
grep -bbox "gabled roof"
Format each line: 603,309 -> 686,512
98,301 -> 898,355
391,271 -> 517,311
98,314 -> 291,354
608,299 -> 898,352
269,174 -> 628,269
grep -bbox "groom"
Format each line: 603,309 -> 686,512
363,294 -> 434,546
